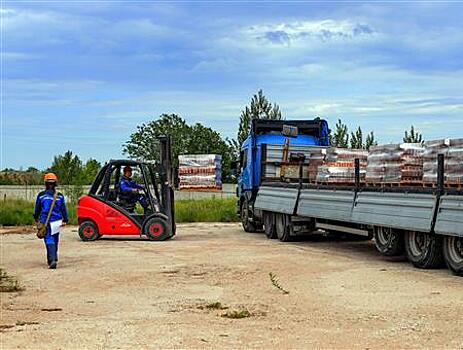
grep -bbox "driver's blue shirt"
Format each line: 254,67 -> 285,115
119,176 -> 144,193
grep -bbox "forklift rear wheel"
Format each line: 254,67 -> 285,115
78,221 -> 100,242
144,216 -> 171,241
263,211 -> 277,239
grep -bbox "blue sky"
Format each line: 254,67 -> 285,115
2,1 -> 463,169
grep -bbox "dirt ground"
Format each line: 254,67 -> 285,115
1,223 -> 462,349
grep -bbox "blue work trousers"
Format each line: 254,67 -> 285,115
44,230 -> 60,264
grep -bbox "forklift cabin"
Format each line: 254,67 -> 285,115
77,136 -> 175,241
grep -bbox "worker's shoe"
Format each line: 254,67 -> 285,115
49,261 -> 57,269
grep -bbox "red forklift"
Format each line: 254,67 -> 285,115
77,136 -> 175,241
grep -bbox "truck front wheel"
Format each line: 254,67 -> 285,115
373,226 -> 404,256
241,199 -> 258,233
443,235 -> 463,276
404,231 -> 443,269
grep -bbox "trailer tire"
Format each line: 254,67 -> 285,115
241,199 -> 258,233
404,231 -> 444,269
373,227 -> 404,256
276,213 -> 292,242
78,221 -> 99,242
443,235 -> 463,276
263,211 -> 276,239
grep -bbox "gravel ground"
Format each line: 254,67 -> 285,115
1,223 -> 462,349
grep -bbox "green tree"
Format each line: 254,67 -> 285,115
124,114 -> 190,168
365,131 -> 377,150
403,125 -> 423,143
330,119 -> 349,147
237,89 -> 282,147
82,159 -> 101,184
48,151 -> 83,185
350,127 -> 363,149
124,114 -> 234,181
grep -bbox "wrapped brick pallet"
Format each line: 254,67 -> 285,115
178,154 -> 222,191
366,143 -> 424,183
316,148 -> 368,183
423,138 -> 463,185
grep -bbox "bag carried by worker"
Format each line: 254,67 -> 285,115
36,191 -> 58,239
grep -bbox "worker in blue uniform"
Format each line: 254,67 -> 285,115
118,166 -> 148,211
34,173 -> 68,269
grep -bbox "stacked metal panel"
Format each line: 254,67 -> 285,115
423,138 -> 463,184
178,154 -> 222,191
366,143 -> 424,183
316,148 -> 368,183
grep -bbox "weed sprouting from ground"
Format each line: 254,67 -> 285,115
0,268 -> 23,292
198,301 -> 229,310
221,309 -> 252,319
205,302 -> 228,310
269,272 -> 289,294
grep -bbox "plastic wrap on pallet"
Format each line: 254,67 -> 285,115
316,148 -> 368,183
423,138 -> 463,184
366,143 -> 424,183
178,154 -> 222,190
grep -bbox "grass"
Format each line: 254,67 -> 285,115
269,272 -> 289,294
0,199 -> 77,226
175,198 -> 238,223
0,197 -> 237,226
221,309 -> 252,319
198,301 -> 229,310
0,268 -> 23,293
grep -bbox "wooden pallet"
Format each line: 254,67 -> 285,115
178,188 -> 222,192
423,182 -> 463,190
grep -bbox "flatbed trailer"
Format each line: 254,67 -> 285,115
253,155 -> 463,276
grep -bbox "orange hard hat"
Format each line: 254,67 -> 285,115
44,173 -> 58,182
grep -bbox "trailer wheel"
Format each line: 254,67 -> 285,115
275,213 -> 292,242
263,211 -> 276,239
78,221 -> 99,242
143,216 -> 171,241
443,235 -> 463,276
241,199 -> 258,233
373,227 -> 404,256
404,231 -> 443,269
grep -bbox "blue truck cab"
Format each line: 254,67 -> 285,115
237,118 -> 330,232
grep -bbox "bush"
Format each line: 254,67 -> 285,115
0,197 -> 237,226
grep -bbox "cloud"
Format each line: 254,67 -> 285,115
246,20 -> 375,46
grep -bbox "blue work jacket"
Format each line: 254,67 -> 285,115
34,189 -> 69,224
119,176 -> 144,193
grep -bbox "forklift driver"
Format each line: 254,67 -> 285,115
119,166 -> 149,211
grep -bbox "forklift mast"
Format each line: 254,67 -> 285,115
159,135 -> 175,234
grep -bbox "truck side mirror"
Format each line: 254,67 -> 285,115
230,161 -> 238,177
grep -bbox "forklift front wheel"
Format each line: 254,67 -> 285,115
144,216 -> 171,241
78,221 -> 100,242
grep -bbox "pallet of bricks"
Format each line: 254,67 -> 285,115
315,148 -> 368,184
178,154 -> 222,191
423,138 -> 463,188
365,143 -> 424,186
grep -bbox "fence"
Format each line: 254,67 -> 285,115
0,184 -> 237,202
